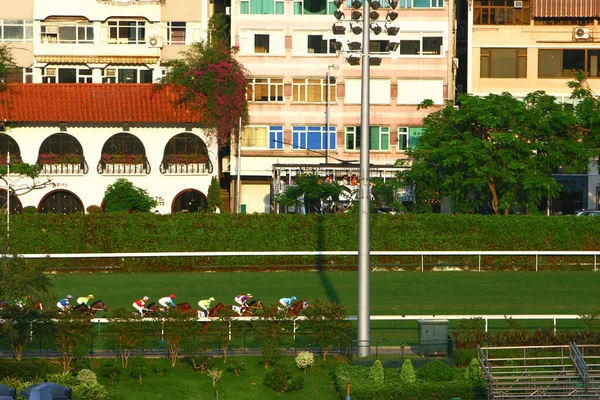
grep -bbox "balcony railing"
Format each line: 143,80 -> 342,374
38,162 -> 89,175
159,162 -> 210,175
97,161 -> 150,175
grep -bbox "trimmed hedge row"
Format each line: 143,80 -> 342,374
3,213 -> 600,271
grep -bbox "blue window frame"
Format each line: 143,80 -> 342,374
292,126 -> 336,151
270,125 -> 284,149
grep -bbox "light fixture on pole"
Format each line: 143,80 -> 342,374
331,0 -> 399,358
325,64 -> 339,164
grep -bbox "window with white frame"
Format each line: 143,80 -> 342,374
399,32 -> 443,56
247,78 -> 284,102
398,127 -> 408,150
42,67 -> 93,83
409,127 -> 424,148
241,0 -> 285,14
294,0 -> 336,14
292,126 -> 336,150
307,35 -> 336,54
345,126 -> 390,151
167,22 -> 186,44
292,78 -> 336,103
102,68 -> 152,83
107,20 -> 146,44
41,21 -> 94,44
345,79 -> 391,104
255,34 -> 270,53
242,126 -> 283,149
0,19 -> 33,42
396,79 -> 444,105
399,0 -> 443,8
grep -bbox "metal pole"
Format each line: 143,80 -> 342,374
326,67 -> 330,164
6,151 -> 9,253
357,0 -> 371,358
235,118 -> 242,213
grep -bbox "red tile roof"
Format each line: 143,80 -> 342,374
0,84 -> 204,124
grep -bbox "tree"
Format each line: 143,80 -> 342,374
105,308 -> 151,368
301,300 -> 352,360
53,313 -> 94,372
275,174 -> 343,214
0,254 -> 50,302
405,90 -> 592,214
0,306 -> 47,361
103,178 -> 157,212
207,176 -> 222,213
0,44 -> 16,89
158,17 -> 249,149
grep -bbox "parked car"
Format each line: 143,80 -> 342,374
575,210 -> 600,216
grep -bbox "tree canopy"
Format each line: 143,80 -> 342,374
103,178 -> 157,213
404,79 -> 598,215
0,44 -> 16,88
158,15 -> 249,149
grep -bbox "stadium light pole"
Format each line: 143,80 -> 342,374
325,64 -> 339,164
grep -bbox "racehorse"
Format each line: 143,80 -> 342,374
73,300 -> 108,317
232,299 -> 264,316
208,302 -> 225,318
175,302 -> 197,317
288,300 -> 308,317
143,302 -> 162,317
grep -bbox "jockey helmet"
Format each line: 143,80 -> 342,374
292,296 -> 297,301
88,294 -> 94,298
247,293 -> 252,297
67,294 -> 73,299
169,294 -> 176,299
143,296 -> 149,301
209,297 -> 215,302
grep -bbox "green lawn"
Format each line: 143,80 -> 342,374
49,270 -> 600,316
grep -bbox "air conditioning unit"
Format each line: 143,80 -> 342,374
44,25 -> 58,34
574,27 -> 590,40
148,36 -> 164,48
514,1 -> 523,8
44,68 -> 57,77
105,68 -> 116,78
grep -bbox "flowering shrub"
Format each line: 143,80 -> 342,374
159,39 -> 249,149
101,151 -> 145,164
165,153 -> 207,164
0,154 -> 23,165
295,351 -> 314,373
39,152 -> 83,164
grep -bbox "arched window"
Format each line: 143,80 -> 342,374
160,132 -> 213,174
0,134 -> 22,164
98,132 -> 150,175
0,189 -> 23,214
37,133 -> 88,174
172,189 -> 208,213
39,190 -> 84,214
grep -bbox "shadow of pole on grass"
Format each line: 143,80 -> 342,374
316,214 -> 341,304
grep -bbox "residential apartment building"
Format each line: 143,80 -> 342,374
464,0 -> 600,214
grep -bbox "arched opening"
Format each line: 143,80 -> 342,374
172,189 -> 208,213
37,133 -> 88,174
0,133 -> 22,164
39,190 -> 84,214
98,132 -> 149,174
0,189 -> 23,214
160,132 -> 213,174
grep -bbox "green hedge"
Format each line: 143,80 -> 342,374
3,213 -> 600,271
333,364 -> 486,400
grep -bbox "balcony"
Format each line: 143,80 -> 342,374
37,153 -> 89,175
159,153 -> 213,175
97,153 -> 150,175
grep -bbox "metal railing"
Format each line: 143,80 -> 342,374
570,341 -> 589,391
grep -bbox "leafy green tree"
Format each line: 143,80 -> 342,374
53,314 -> 94,372
275,174 -> 343,214
301,300 -> 352,360
406,90 -> 592,214
0,44 -> 16,89
0,306 -> 47,361
106,308 -> 151,368
0,255 -> 50,303
207,176 -> 222,213
159,19 -> 249,149
103,178 -> 157,212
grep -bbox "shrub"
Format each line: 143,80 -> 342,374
465,358 -> 484,383
416,360 -> 453,382
399,359 -> 416,384
264,365 -> 304,393
22,206 -> 37,214
129,358 -> 147,384
453,348 -> 478,366
295,351 -> 314,373
368,359 -> 385,386
227,358 -> 247,376
86,205 -> 102,214
73,381 -> 112,400
76,369 -> 97,384
101,363 -> 121,385
153,364 -> 167,376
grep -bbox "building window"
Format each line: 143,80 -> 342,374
292,78 -> 336,103
294,0 -> 336,14
398,0 -> 443,8
255,34 -> 270,53
167,22 -> 186,44
307,35 -> 336,54
101,68 -> 152,83
345,126 -> 390,151
539,49 -> 600,78
0,19 -> 33,42
398,127 -> 408,151
292,126 -> 336,151
473,0 -> 530,25
107,20 -> 146,44
246,78 -> 284,102
41,22 -> 94,44
240,0 -> 284,14
480,48 -> 527,78
242,126 -> 283,149
42,67 -> 93,83
399,33 -> 443,56
409,127 -> 424,148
